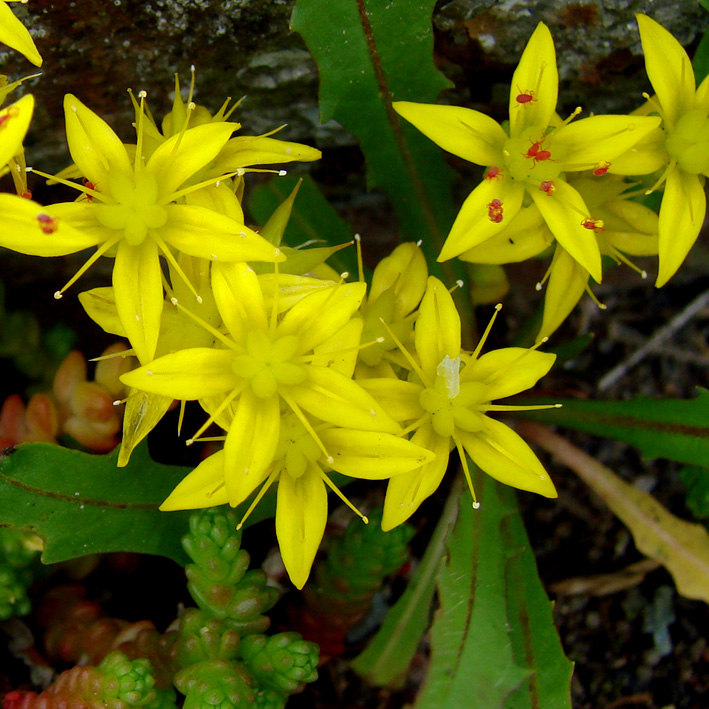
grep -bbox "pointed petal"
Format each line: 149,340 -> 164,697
211,262 -> 268,342
278,281 -> 366,352
356,378 -> 424,422
78,287 -> 126,337
64,94 -> 132,187
160,450 -> 228,510
120,349 -> 237,399
0,94 -> 33,168
118,390 -> 174,467
382,425 -> 450,530
212,136 -> 322,173
321,428 -> 435,479
393,101 -> 507,166
276,466 -> 327,589
160,204 -> 284,263
185,182 -> 245,223
459,205 -> 552,264
557,115 -> 662,166
656,168 -> 706,286
509,23 -> 558,137
0,195 -> 104,256
538,247 -> 589,339
113,240 -> 163,364
0,2 -> 41,66
460,417 -> 557,497
637,14 -> 695,128
370,242 -> 428,319
439,179 -> 525,261
147,122 -> 237,198
292,366 -> 401,433
224,390 -> 280,505
531,179 -> 602,283
464,347 -> 556,399
415,276 -> 461,375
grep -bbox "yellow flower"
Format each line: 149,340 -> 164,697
160,410 -> 433,589
393,22 -> 661,284
0,1 -> 41,66
0,93 -> 284,364
636,14 -> 709,286
361,277 -> 557,530
0,92 -> 32,170
121,263 -> 402,503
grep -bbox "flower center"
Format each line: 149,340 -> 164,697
664,108 -> 709,175
231,330 -> 306,398
94,171 -> 168,246
419,358 -> 488,437
503,126 -> 565,184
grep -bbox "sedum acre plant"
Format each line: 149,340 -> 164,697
0,3 -> 707,707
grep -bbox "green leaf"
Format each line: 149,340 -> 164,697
290,0 -> 459,272
680,465 -> 709,520
350,476 -> 462,687
415,474 -> 572,709
512,389 -> 709,468
0,442 -> 193,565
693,28 -> 709,84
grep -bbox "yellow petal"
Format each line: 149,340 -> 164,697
508,23 -> 558,137
537,247 -> 589,339
531,179 -> 602,283
0,1 -> 41,66
637,14 -> 695,129
393,101 -> 507,166
415,276 -> 461,375
113,240 -> 163,364
118,389 -> 174,467
557,115 -> 662,167
369,242 -> 428,319
160,450 -> 228,510
0,194 -> 104,256
78,287 -> 126,337
292,366 -> 401,434
464,347 -> 556,399
224,390 -> 280,505
160,205 -> 284,264
212,136 -> 322,172
460,417 -> 557,497
320,429 -> 435,479
311,317 -> 363,377
276,465 -> 327,589
64,94 -> 132,188
120,349 -> 237,399
439,179 -> 525,261
0,94 -> 33,168
382,424 -> 450,530
356,378 -> 424,422
656,167 -> 706,286
147,122 -> 237,199
211,262 -> 268,342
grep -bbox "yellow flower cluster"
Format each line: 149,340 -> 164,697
395,15 -> 706,337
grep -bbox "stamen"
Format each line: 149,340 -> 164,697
206,480 -> 225,499
299,336 -> 386,364
171,298 -> 239,351
606,245 -> 648,279
135,91 -> 147,172
280,391 -> 333,463
54,234 -> 123,298
177,400 -> 187,436
472,303 -> 502,360
378,317 -> 430,386
644,159 -> 677,196
270,260 -> 280,335
186,386 -> 242,445
165,170 -> 241,203
153,234 -> 203,304
237,469 -> 280,530
355,233 -> 364,284
29,167 -> 107,202
453,435 -> 478,507
584,283 -> 607,310
113,398 -> 128,406
317,468 -> 369,523
89,349 -> 134,362
483,403 -> 562,412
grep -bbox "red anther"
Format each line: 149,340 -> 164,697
21,190 -> 32,199
82,178 -> 98,201
581,217 -> 605,232
539,180 -> 556,196
514,87 -> 536,106
36,212 -> 58,234
487,198 -> 504,223
592,160 -> 611,176
485,166 -> 502,180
